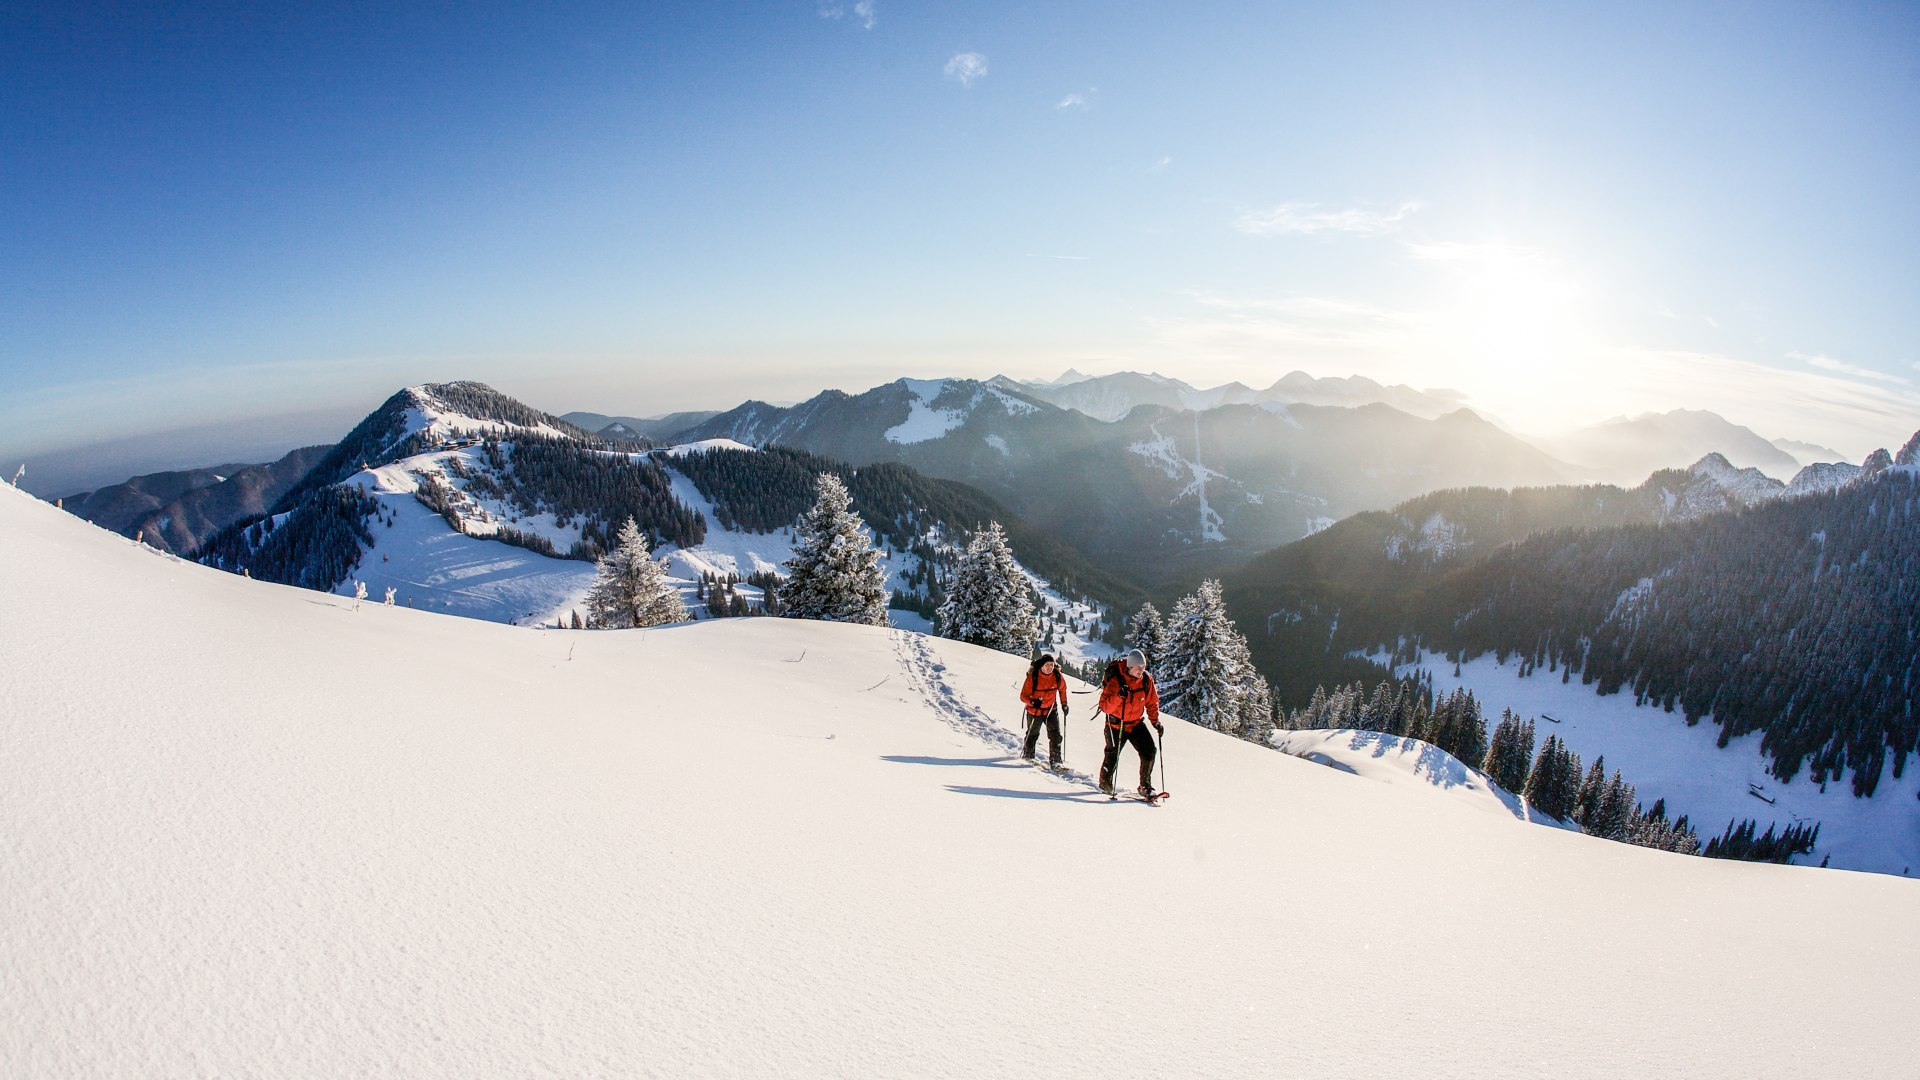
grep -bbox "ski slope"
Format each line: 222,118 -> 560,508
3,484 -> 1915,1079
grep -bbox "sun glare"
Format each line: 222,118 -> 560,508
1432,245 -> 1592,416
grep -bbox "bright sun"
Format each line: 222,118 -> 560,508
1434,245 -> 1592,410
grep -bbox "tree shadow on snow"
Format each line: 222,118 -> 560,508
881,754 -> 1027,770
1299,751 -> 1359,775
1343,730 -> 1474,791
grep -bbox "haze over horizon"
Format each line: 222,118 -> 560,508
5,2 -> 1917,477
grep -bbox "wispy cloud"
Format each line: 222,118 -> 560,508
1790,351 -> 1910,385
1402,239 -> 1553,265
1235,201 -> 1421,237
1055,90 -> 1093,111
818,1 -> 876,29
944,52 -> 988,87
1152,291 -> 1430,358
1147,156 -> 1171,173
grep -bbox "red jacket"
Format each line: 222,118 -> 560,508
1019,668 -> 1068,716
1099,666 -> 1160,729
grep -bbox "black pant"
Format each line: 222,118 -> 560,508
1100,720 -> 1157,792
1023,708 -> 1062,763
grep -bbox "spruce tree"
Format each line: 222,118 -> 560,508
1238,671 -> 1276,743
1590,772 -> 1637,841
584,518 -> 690,629
1574,757 -> 1608,826
1524,735 -> 1584,820
934,520 -> 1038,654
1158,579 -> 1259,735
777,473 -> 889,626
1125,603 -> 1169,665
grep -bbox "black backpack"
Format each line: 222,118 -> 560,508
1103,657 -> 1151,704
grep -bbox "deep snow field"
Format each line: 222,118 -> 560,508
3,484 -> 1915,1079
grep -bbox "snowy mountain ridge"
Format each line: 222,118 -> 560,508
1667,438 -> 1917,521
190,383 -> 1125,664
3,482 -> 1914,1078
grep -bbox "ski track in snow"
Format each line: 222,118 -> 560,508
891,629 -> 1023,756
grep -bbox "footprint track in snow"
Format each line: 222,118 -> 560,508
889,630 -> 1102,791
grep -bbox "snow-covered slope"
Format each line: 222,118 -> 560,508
333,452 -> 598,624
4,484 -> 1917,1078
1270,728 -> 1571,828
1382,648 -> 1920,876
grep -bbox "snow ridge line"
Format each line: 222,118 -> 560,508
889,630 -> 1103,790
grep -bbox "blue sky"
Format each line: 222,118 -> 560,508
4,1 -> 1917,473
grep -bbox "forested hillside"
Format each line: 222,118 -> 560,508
1227,464 -> 1920,796
671,445 -> 1141,619
191,385 -> 1138,627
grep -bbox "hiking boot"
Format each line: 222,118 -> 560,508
1138,785 -> 1158,800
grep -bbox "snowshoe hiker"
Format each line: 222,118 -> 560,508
1098,648 -> 1162,799
1018,653 -> 1070,767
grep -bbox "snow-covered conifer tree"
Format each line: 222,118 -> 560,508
776,474 -> 889,626
585,517 -> 690,629
1157,579 -> 1259,735
934,520 -> 1037,654
1238,670 -> 1275,743
1287,684 -> 1332,730
1125,603 -> 1168,666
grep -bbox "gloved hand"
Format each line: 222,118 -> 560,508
1153,719 -> 1164,735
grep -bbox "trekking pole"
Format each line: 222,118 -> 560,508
1157,722 -> 1168,798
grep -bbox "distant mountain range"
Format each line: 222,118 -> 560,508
560,410 -> 722,441
993,372 -> 1856,490
50,367 -> 1898,600
674,377 -> 1575,581
1535,409 -> 1808,484
60,445 -> 331,554
993,369 -> 1471,423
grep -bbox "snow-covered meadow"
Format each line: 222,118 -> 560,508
4,484 -> 1915,1078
